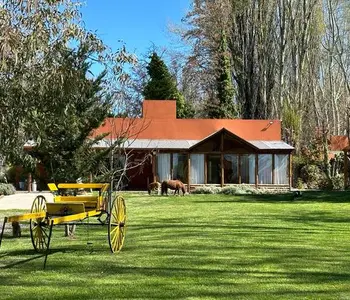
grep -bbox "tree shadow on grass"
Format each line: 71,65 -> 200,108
193,191 -> 350,204
0,247 -> 78,269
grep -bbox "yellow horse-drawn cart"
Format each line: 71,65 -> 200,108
0,183 -> 126,267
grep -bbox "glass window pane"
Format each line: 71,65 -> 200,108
207,155 -> 221,184
190,154 -> 204,184
172,153 -> 188,183
258,154 -> 272,184
224,154 -> 238,183
156,153 -> 171,182
275,154 -> 289,184
241,154 -> 255,184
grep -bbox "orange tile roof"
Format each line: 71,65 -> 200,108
93,100 -> 282,141
329,135 -> 349,151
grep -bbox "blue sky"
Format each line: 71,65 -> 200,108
80,0 -> 191,57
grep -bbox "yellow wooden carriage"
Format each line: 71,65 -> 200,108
0,183 -> 126,265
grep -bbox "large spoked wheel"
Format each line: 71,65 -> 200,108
108,195 -> 126,253
30,195 -> 48,253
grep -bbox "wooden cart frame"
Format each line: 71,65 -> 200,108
0,183 -> 126,268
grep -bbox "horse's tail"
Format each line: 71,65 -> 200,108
161,181 -> 167,195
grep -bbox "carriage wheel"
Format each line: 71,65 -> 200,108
108,195 -> 126,253
30,195 -> 48,253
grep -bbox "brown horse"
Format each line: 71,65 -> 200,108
161,180 -> 186,196
148,181 -> 161,195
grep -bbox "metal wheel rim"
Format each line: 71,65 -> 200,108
108,195 -> 126,253
30,195 -> 48,253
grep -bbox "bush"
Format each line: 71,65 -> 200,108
0,183 -> 16,195
296,177 -> 304,190
192,185 -> 275,195
192,186 -> 221,194
220,185 -> 262,195
331,174 -> 344,190
0,170 -> 7,183
300,164 -> 324,188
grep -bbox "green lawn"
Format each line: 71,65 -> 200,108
1,191 -> 350,299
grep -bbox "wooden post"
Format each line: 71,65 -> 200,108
152,153 -> 156,182
344,150 -> 348,189
28,173 -> 32,192
289,154 -> 293,189
204,154 -> 207,184
187,153 -> 191,193
255,154 -> 258,188
272,154 -> 275,184
220,132 -> 224,187
238,155 -> 241,184
170,153 -> 173,180
221,153 -> 224,187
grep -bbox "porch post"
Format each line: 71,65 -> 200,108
344,150 -> 348,189
152,153 -> 156,182
204,154 -> 207,184
221,153 -> 224,187
255,154 -> 258,188
220,132 -> 224,187
238,155 -> 241,184
272,154 -> 275,184
187,153 -> 191,193
289,154 -> 293,189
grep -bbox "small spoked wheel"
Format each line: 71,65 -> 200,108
108,195 -> 126,253
30,195 -> 48,253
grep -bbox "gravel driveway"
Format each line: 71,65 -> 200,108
0,192 -> 54,210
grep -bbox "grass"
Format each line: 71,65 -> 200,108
1,191 -> 350,299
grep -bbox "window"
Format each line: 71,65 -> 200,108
275,154 -> 288,184
258,154 -> 272,184
156,153 -> 171,182
172,153 -> 188,183
224,154 -> 238,184
207,155 -> 221,184
241,154 -> 255,184
190,154 -> 204,184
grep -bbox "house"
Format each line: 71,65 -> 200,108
93,100 -> 294,191
329,135 -> 349,159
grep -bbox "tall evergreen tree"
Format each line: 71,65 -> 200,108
206,30 -> 237,119
143,52 -> 194,118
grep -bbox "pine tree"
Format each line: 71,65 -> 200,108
143,52 -> 194,118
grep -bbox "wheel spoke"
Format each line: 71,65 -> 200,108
110,225 -> 119,235
111,229 -> 119,249
111,210 -> 117,221
41,227 -> 49,239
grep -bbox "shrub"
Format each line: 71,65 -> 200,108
0,170 -> 7,183
220,185 -> 262,195
296,177 -> 304,190
300,164 -> 324,188
192,186 -> 221,194
0,183 -> 16,195
331,174 -> 344,190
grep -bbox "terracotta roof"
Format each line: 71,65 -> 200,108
92,100 -> 283,143
329,135 -> 349,151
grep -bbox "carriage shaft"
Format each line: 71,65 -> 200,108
6,212 -> 46,223
48,210 -> 100,225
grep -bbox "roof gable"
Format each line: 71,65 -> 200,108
189,128 -> 259,151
